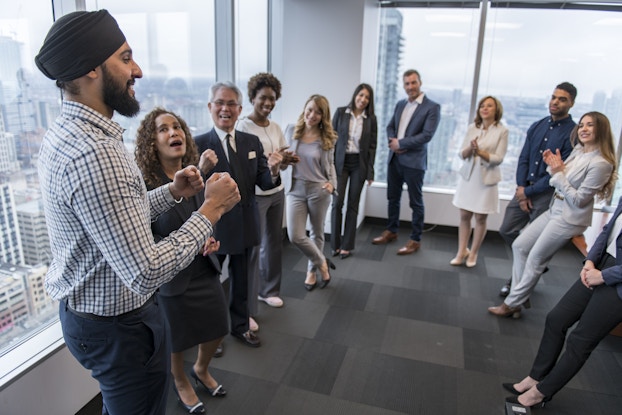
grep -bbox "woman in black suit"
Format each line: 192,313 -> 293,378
135,108 -> 227,414
504,197 -> 622,408
330,83 -> 378,259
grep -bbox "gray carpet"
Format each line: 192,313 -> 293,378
78,221 -> 622,415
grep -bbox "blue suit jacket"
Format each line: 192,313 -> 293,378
194,128 -> 279,254
586,197 -> 622,299
386,95 -> 441,170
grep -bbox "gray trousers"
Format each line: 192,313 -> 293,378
248,189 -> 285,316
286,179 -> 332,272
499,188 -> 555,247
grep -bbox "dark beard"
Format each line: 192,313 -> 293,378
101,64 -> 140,117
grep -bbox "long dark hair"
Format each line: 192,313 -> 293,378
347,83 -> 375,117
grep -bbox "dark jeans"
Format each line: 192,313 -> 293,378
530,258 -> 622,397
60,297 -> 170,415
387,156 -> 425,241
498,188 -> 554,247
331,154 -> 366,251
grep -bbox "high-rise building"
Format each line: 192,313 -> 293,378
0,183 -> 24,265
374,9 -> 403,182
16,199 -> 50,266
0,263 -> 28,335
0,112 -> 20,173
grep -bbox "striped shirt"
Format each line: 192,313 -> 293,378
38,101 -> 212,315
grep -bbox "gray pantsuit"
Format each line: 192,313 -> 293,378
287,179 -> 332,272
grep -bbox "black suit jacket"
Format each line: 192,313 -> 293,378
332,106 -> 378,181
149,172 -> 221,297
194,128 -> 279,255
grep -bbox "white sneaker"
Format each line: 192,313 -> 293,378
249,317 -> 259,332
258,296 -> 284,308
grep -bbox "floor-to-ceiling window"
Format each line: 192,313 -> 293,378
375,1 -> 622,204
0,0 -> 268,387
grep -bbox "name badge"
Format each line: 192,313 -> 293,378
248,151 -> 256,159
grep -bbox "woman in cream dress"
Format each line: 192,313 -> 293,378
451,96 -> 508,267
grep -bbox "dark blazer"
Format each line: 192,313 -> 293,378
149,173 -> 221,297
332,106 -> 378,181
586,196 -> 622,299
194,128 -> 279,255
386,95 -> 441,170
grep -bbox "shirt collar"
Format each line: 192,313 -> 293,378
61,100 -> 124,140
408,93 -> 425,105
214,127 -> 235,142
548,114 -> 573,126
345,107 -> 367,118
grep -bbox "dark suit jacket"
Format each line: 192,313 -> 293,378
586,196 -> 622,299
332,106 -> 378,181
386,95 -> 441,170
149,173 -> 221,297
194,128 -> 279,255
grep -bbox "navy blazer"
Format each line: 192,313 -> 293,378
386,95 -> 441,170
586,196 -> 622,299
194,128 -> 279,255
332,106 -> 378,181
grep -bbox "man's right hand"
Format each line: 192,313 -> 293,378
518,198 -> 532,213
198,172 -> 240,224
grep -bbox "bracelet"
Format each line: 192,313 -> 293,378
168,183 -> 184,204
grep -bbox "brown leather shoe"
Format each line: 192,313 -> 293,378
396,239 -> 420,255
372,230 -> 398,245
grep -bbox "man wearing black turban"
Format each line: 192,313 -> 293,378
35,9 -> 240,415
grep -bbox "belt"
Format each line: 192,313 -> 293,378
554,192 -> 564,201
66,295 -> 156,322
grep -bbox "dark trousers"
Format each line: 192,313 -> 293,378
530,260 -> 622,397
60,297 -> 170,415
498,188 -> 554,247
331,154 -> 366,251
386,156 -> 425,241
218,250 -> 251,335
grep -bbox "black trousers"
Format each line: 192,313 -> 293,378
218,249 -> 251,335
530,255 -> 622,397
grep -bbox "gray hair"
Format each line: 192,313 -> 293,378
210,81 -> 243,104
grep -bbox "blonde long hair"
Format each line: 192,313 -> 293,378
570,111 -> 618,200
292,94 -> 337,150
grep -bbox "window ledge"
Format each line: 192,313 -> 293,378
0,320 -> 64,390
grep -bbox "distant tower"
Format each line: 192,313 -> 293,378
16,199 -> 51,266
0,183 -> 24,265
374,8 -> 403,182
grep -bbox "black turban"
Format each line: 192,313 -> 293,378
35,10 -> 126,82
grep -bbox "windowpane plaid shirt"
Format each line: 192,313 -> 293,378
38,101 -> 212,315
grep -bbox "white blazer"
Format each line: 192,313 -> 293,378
458,122 -> 508,185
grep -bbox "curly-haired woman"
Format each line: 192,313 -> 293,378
135,108 -> 228,414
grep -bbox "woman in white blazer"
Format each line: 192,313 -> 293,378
489,111 -> 617,318
452,96 -> 508,267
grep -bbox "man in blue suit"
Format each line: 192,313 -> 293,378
195,82 -> 283,347
372,69 -> 441,254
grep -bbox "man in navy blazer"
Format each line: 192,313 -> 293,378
195,81 -> 282,348
372,69 -> 441,254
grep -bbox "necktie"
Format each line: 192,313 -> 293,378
226,134 -> 248,201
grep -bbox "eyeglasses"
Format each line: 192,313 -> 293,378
212,100 -> 239,108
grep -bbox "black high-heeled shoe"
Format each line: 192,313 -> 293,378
173,385 -> 205,414
340,251 -> 351,259
305,281 -> 318,291
327,258 -> 336,270
190,368 -> 227,397
505,395 -> 551,408
320,259 -> 332,288
331,249 -> 340,257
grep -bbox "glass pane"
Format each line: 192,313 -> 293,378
0,0 -> 59,356
235,0 -> 268,110
88,0 -> 217,148
375,7 -> 480,185
481,7 -> 622,202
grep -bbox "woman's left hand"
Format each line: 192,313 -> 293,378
322,182 -> 334,194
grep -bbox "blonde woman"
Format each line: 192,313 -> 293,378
284,95 -> 338,290
451,96 -> 508,267
489,112 -> 617,318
